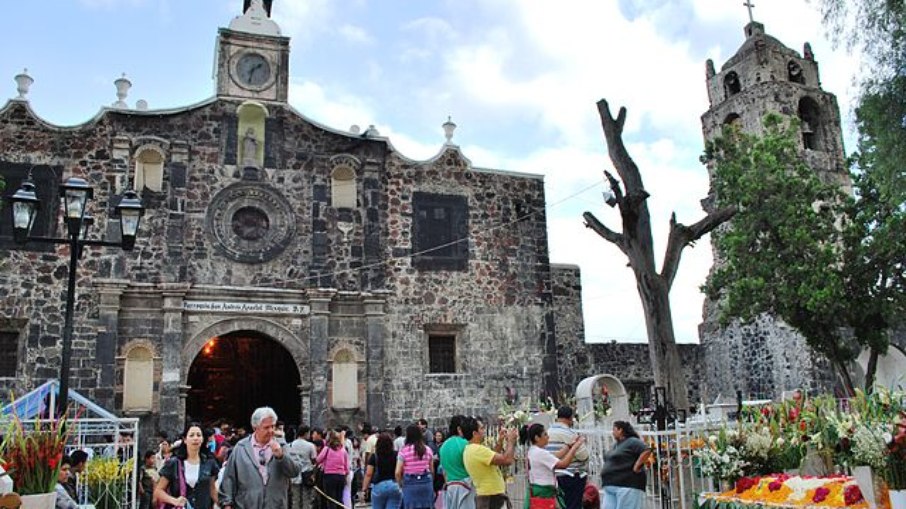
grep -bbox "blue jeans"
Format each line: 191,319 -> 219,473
602,486 -> 643,509
372,479 -> 402,509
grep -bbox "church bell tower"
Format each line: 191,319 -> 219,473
215,0 -> 290,103
698,18 -> 851,399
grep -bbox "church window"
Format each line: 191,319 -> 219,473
0,163 -> 61,252
133,145 -> 165,192
0,331 -> 20,377
412,192 -> 469,271
428,335 -> 457,373
331,166 -> 357,208
123,346 -> 154,412
798,97 -> 823,151
722,113 -> 742,130
331,348 -> 358,408
788,61 -> 805,84
724,71 -> 741,98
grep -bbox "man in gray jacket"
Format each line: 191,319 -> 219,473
220,407 -> 302,509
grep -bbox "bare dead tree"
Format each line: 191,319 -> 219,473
583,100 -> 736,410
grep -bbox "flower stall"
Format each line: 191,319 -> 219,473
0,381 -> 139,509
694,388 -> 906,509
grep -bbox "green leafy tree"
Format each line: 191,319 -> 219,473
704,114 -> 857,393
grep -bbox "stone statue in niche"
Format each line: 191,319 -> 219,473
242,128 -> 260,168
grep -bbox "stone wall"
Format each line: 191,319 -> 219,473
0,96 -> 571,434
550,264 -> 704,407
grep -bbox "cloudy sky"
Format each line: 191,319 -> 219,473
1,0 -> 860,344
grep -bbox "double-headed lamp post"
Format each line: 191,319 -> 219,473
9,175 -> 144,416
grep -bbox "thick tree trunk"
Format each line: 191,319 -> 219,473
834,359 -> 856,397
635,271 -> 690,410
582,99 -> 735,413
864,347 -> 879,392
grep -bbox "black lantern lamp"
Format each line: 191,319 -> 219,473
5,172 -> 143,417
60,177 -> 93,236
115,190 -> 144,251
10,179 -> 40,243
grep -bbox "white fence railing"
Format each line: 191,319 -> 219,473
495,423 -> 726,509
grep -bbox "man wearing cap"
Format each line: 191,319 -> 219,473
545,406 -> 589,509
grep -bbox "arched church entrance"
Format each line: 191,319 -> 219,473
186,330 -> 302,427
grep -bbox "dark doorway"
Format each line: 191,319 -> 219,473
187,330 -> 301,427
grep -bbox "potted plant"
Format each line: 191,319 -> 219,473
0,414 -> 70,509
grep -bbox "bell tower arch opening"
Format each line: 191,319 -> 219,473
186,330 -> 301,427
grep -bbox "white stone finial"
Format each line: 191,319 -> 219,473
349,125 -> 361,134
442,115 -> 457,145
14,68 -> 33,100
112,73 -> 131,109
229,0 -> 281,36
363,124 -> 380,137
136,99 -> 149,111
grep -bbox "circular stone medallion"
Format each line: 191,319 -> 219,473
207,183 -> 296,263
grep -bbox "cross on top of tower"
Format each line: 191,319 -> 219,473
743,0 -> 755,23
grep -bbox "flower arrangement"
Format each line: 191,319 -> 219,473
0,414 -> 71,495
84,456 -> 135,509
695,428 -> 749,483
698,474 -> 869,508
593,385 -> 612,421
886,410 -> 906,490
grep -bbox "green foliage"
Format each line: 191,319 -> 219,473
703,111 -> 905,391
703,114 -> 854,364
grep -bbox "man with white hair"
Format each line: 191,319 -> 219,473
220,407 -> 302,509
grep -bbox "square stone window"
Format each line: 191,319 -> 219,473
428,334 -> 456,374
0,162 -> 62,252
412,192 -> 469,271
0,331 -> 19,377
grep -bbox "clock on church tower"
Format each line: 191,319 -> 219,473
215,0 -> 290,103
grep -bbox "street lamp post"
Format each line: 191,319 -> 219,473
8,174 -> 143,415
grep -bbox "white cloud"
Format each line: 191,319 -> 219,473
338,24 -> 374,45
288,80 -> 376,132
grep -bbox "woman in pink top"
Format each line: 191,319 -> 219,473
317,430 -> 349,507
395,425 -> 434,509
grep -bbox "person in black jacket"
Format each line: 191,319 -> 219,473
155,422 -> 220,509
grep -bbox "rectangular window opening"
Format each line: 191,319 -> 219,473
428,334 -> 456,374
0,332 -> 19,377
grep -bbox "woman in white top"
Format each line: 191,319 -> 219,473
524,423 -> 585,509
155,422 -> 221,509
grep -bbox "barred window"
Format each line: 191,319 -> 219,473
412,192 -> 468,271
0,331 -> 19,377
428,335 -> 456,374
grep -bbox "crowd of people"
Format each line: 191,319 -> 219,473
51,405 -> 651,509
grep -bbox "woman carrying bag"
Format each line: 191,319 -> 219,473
155,423 -> 220,509
524,424 -> 585,509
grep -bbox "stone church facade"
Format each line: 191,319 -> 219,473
3,4 -> 896,440
0,3 -> 573,439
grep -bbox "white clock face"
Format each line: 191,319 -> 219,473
236,53 -> 271,88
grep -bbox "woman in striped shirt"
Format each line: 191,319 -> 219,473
395,424 -> 434,509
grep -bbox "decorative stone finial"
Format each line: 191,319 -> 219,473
112,73 -> 131,109
363,125 -> 380,137
442,116 -> 457,145
803,42 -> 814,61
136,99 -> 148,111
230,0 -> 281,36
349,125 -> 361,134
14,68 -> 33,100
